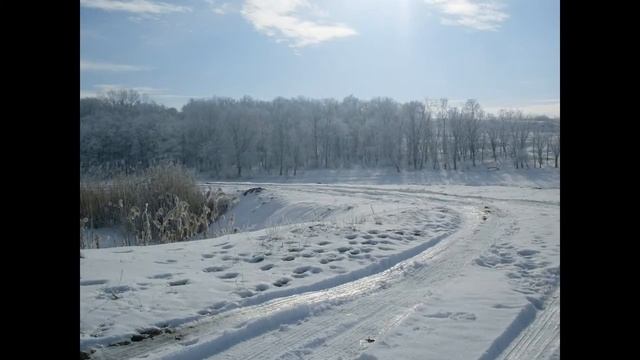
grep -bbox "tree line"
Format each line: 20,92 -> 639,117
80,90 -> 560,178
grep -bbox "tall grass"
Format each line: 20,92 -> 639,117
80,163 -> 232,247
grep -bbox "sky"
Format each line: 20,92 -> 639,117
80,0 -> 559,117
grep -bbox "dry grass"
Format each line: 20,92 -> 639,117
80,163 -> 232,246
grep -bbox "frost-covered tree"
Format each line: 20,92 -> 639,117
80,90 -> 560,177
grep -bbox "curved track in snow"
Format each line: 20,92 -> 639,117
90,183 -> 559,360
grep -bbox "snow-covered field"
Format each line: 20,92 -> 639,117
81,169 -> 559,360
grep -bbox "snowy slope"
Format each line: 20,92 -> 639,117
82,176 -> 559,360
81,186 -> 460,349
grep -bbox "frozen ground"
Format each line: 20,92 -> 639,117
81,169 -> 559,360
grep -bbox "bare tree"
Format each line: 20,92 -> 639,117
486,119 -> 499,162
449,107 -> 465,170
402,101 -> 426,170
463,99 -> 482,167
228,98 -> 257,177
81,92 -> 561,177
550,133 -> 560,168
438,99 -> 450,170
531,129 -> 548,168
498,110 -> 511,160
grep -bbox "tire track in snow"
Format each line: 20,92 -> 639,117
90,206 -> 468,359
203,198 -> 553,360
192,205 -> 492,360
203,182 -> 560,207
90,184 -> 556,360
494,287 -> 560,360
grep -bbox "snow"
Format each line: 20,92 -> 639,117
215,167 -> 559,188
82,169 -> 559,360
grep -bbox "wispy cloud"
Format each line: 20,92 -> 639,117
484,99 -> 560,117
241,0 -> 357,48
80,89 -> 98,98
80,0 -> 191,14
205,0 -> 234,15
81,85 -> 205,109
81,60 -> 152,72
93,84 -> 168,94
425,0 -> 508,31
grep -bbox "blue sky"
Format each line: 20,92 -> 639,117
80,0 -> 559,116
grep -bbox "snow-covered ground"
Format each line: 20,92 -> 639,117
216,167 -> 559,188
81,169 -> 559,360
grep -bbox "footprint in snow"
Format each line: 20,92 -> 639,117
245,255 -> 265,263
218,272 -> 239,279
203,266 -> 226,273
292,266 -> 322,275
154,259 -> 177,264
273,277 -> 291,287
425,311 -> 476,321
149,273 -> 173,279
80,279 -> 108,286
517,249 -> 540,257
104,285 -> 132,295
168,279 -> 189,286
234,289 -> 254,298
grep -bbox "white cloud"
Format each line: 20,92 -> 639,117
81,60 -> 152,72
425,0 -> 508,31
80,0 -> 190,14
241,0 -> 357,48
